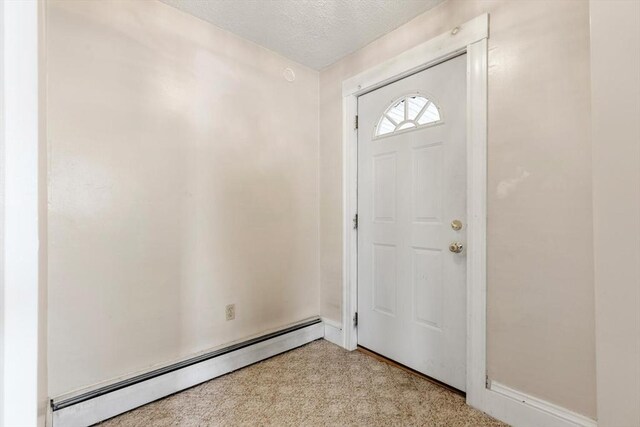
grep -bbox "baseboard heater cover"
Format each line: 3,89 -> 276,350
51,317 -> 323,427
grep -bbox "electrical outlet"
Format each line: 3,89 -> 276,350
225,304 -> 235,321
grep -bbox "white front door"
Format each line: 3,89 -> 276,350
357,54 -> 467,391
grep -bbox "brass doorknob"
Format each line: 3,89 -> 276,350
449,242 -> 464,253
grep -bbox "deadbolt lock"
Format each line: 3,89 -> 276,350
449,242 -> 464,254
451,219 -> 463,231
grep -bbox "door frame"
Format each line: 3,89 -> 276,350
341,13 -> 488,409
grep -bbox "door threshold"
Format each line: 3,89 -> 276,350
357,345 -> 465,397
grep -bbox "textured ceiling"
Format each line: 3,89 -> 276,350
159,0 -> 445,70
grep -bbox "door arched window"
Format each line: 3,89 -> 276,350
375,94 -> 442,138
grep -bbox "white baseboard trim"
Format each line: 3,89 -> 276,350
322,317 -> 343,347
51,318 -> 323,427
484,381 -> 597,427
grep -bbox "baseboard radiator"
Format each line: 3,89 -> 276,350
51,317 -> 324,427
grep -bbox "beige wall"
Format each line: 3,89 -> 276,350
47,0 -> 319,397
319,0 -> 596,418
590,1 -> 640,426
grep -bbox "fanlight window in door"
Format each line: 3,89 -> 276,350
375,95 -> 442,138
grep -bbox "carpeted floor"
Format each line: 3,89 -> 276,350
100,340 -> 507,426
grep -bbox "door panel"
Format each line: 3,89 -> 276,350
413,247 -> 443,329
373,243 -> 397,316
373,153 -> 397,222
357,54 -> 467,391
412,144 -> 443,222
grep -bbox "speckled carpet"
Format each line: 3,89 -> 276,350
99,339 -> 507,426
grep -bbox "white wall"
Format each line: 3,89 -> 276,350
0,2 -> 5,422
47,0 -> 319,397
319,0 -> 596,418
590,1 -> 640,426
1,0 -> 48,425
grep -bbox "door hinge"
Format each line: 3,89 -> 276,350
485,375 -> 492,389
353,213 -> 358,230
353,312 -> 358,327
354,115 -> 359,130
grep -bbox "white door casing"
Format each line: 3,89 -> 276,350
341,14 -> 488,410
357,54 -> 467,391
